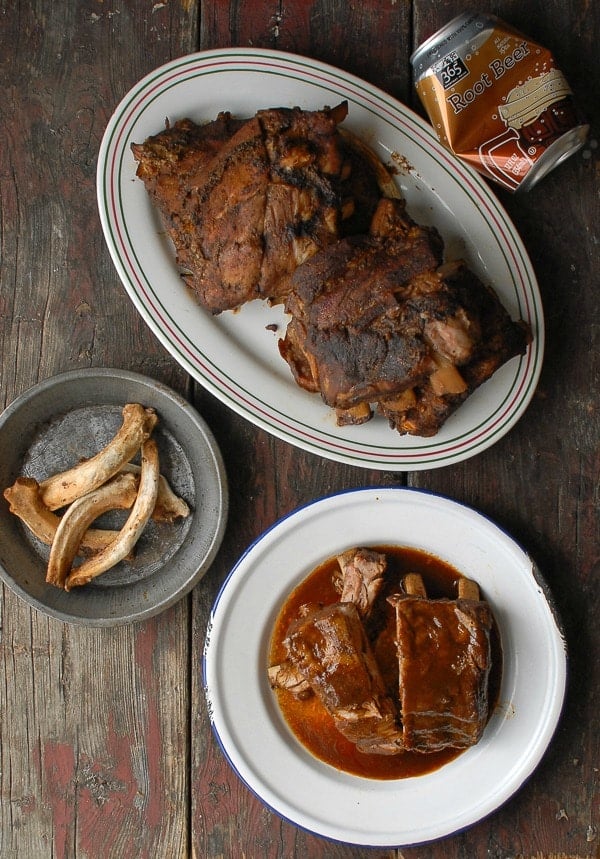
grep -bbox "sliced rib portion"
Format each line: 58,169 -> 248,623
132,103 -> 358,313
388,574 -> 493,752
284,602 -> 404,754
271,547 -> 387,700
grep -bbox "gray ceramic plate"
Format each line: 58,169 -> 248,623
0,368 -> 228,626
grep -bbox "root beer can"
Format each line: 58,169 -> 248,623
411,13 -> 589,191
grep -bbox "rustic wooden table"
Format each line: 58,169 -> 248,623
1,2 -> 598,857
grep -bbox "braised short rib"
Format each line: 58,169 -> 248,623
284,601 -> 404,754
388,575 -> 493,752
271,549 -> 494,758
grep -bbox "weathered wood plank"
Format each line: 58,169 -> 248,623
407,2 -> 600,858
1,603 -> 190,858
200,0 -> 411,99
1,1 -> 197,857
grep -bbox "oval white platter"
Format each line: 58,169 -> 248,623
97,49 -> 544,470
203,487 -> 566,847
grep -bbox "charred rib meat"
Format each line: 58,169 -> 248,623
279,197 -> 531,436
134,103 -> 531,437
132,102 -> 370,313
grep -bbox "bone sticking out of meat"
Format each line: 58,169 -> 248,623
457,576 -> 480,601
403,572 -> 427,598
284,601 -> 404,754
333,547 -> 387,617
335,402 -> 373,426
388,573 -> 492,752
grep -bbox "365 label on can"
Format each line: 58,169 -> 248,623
433,51 -> 470,89
411,13 -> 589,192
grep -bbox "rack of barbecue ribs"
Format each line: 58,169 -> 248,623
132,102 -> 387,314
279,196 -> 531,436
269,548 -> 494,757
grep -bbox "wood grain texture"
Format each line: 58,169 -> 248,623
406,4 -> 600,859
1,2 -> 195,857
1,0 -> 598,857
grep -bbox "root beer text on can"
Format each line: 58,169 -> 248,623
411,13 -> 589,191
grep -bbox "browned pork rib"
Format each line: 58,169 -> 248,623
279,197 -> 531,436
270,548 -> 387,701
388,575 -> 493,752
280,198 -> 444,408
333,547 -> 387,618
267,660 -> 312,700
284,602 -> 404,754
131,113 -> 245,217
377,260 -> 532,435
132,103 -> 364,314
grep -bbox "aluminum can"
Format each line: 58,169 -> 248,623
411,13 -> 589,191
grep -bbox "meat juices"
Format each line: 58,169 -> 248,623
273,548 -> 495,771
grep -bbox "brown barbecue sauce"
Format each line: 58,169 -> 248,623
268,545 -> 502,780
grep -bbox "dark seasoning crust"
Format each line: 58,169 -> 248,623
131,102 -> 531,439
